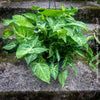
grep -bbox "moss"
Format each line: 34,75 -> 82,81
0,51 -> 18,63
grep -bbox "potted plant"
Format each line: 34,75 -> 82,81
2,5 -> 99,87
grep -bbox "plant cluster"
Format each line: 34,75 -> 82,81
2,5 -> 99,87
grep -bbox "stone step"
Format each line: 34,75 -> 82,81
0,50 -> 100,100
0,53 -> 100,92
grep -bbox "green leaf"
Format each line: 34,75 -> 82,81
96,60 -> 100,66
30,5 -> 40,10
40,9 -> 63,17
65,27 -> 73,36
50,63 -> 59,80
57,29 -> 67,42
65,7 -> 78,16
56,49 -> 60,62
16,37 -> 38,59
87,36 -> 94,41
90,52 -> 100,62
61,4 -> 65,11
38,55 -> 46,63
75,50 -> 85,58
29,47 -> 48,54
46,17 -> 54,29
3,29 -> 14,40
71,34 -> 88,46
2,19 -> 13,26
94,32 -> 100,44
66,21 -> 88,32
13,26 -> 35,43
3,40 -> 18,50
30,62 -> 50,83
89,62 -> 97,73
69,63 -> 78,76
58,69 -> 68,87
53,19 -> 66,32
48,45 -> 54,58
37,23 -> 47,35
85,44 -> 93,58
12,15 -> 34,27
30,5 -> 45,11
62,55 -> 68,67
23,13 -> 38,21
25,54 -> 37,65
89,52 -> 100,72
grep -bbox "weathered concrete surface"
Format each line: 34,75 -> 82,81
86,1 -> 100,7
0,51 -> 100,92
1,0 -> 99,9
0,0 -> 84,8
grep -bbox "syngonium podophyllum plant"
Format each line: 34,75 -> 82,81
2,5 -> 100,87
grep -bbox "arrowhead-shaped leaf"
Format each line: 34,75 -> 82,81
71,34 -> 88,46
25,54 -> 37,65
30,62 -> 50,83
66,21 -> 88,32
53,19 -> 66,32
3,40 -> 18,50
13,15 -> 34,27
23,13 -> 38,21
13,26 -> 35,43
50,63 -> 59,80
2,19 -> 13,26
58,69 -> 68,87
16,37 -> 38,59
